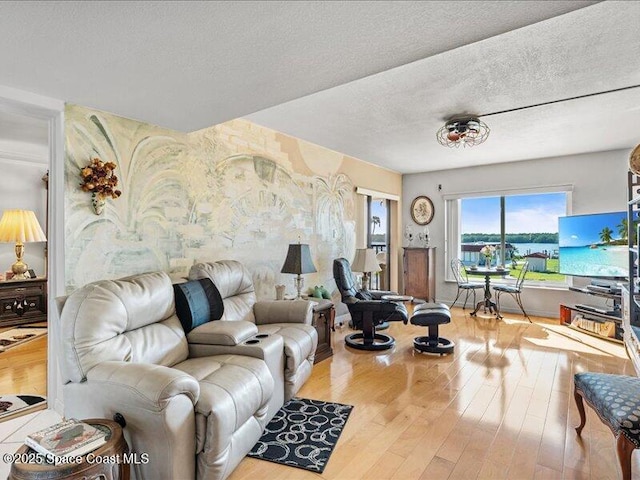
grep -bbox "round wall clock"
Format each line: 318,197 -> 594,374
410,196 -> 434,225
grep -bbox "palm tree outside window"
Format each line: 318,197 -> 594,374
367,197 -> 390,290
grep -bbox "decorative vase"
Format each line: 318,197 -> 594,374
485,257 -> 491,268
92,193 -> 106,215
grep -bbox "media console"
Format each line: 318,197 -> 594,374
560,286 -> 622,343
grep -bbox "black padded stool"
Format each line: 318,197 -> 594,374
410,302 -> 454,355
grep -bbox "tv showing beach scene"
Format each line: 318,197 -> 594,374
558,211 -> 630,278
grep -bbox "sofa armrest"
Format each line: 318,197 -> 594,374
186,320 -> 258,345
254,300 -> 313,326
86,361 -> 200,410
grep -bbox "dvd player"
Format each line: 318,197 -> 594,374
586,285 -> 612,293
575,304 -> 620,316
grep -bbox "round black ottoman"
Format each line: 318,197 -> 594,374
410,302 -> 454,355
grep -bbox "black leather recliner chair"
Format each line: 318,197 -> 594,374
333,258 -> 408,350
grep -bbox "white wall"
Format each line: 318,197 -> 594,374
402,149 -> 630,318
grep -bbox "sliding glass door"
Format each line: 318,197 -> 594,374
367,196 -> 390,290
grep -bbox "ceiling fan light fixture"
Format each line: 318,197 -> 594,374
446,131 -> 460,141
436,116 -> 490,148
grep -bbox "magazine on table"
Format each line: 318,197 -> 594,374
24,418 -> 107,460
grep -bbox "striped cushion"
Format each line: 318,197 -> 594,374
174,278 -> 224,332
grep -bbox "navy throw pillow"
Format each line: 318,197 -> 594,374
174,278 -> 224,332
355,289 -> 373,300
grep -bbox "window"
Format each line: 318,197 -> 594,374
368,196 -> 390,290
446,188 -> 570,286
357,187 -> 399,291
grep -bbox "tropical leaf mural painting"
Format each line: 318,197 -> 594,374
65,105 -> 359,297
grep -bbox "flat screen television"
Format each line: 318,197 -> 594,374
558,211 -> 630,279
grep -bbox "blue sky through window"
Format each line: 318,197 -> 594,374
461,192 -> 566,234
371,199 -> 387,234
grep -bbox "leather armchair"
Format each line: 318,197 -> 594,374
59,272 -> 275,480
333,257 -> 408,350
188,260 -> 318,402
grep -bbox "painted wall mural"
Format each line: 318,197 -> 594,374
64,104 -> 363,298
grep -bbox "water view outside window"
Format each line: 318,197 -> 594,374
460,192 -> 567,282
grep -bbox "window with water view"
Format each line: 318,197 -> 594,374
460,192 -> 567,284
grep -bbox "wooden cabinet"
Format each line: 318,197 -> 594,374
403,247 -> 436,302
0,277 -> 47,328
312,300 -> 334,363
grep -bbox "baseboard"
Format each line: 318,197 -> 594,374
447,299 -> 559,319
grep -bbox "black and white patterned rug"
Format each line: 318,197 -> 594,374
248,397 -> 354,473
0,394 -> 46,420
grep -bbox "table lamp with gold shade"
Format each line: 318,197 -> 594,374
0,210 -> 47,280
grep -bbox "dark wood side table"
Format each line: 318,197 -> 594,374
312,299 -> 335,363
0,277 -> 47,328
9,418 -> 130,480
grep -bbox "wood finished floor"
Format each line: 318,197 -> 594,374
0,326 -> 47,397
230,307 -> 638,480
1,311 -> 637,479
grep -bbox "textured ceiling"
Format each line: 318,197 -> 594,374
248,1 -> 640,173
0,0 -> 596,137
2,1 -> 630,173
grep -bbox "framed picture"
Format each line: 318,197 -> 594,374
27,269 -> 36,279
410,196 -> 435,225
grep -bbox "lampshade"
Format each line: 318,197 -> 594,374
0,210 -> 46,280
351,248 -> 381,274
0,210 -> 46,243
281,243 -> 317,274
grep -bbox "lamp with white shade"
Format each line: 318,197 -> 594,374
351,248 -> 381,291
0,210 -> 47,280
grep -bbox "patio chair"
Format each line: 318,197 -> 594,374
450,259 -> 484,309
493,261 -> 530,321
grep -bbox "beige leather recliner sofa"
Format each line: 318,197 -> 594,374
188,260 -> 318,406
58,270 -> 315,480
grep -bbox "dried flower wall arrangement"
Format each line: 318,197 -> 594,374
79,158 -> 122,215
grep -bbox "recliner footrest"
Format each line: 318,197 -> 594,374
410,303 -> 454,355
410,302 -> 451,326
